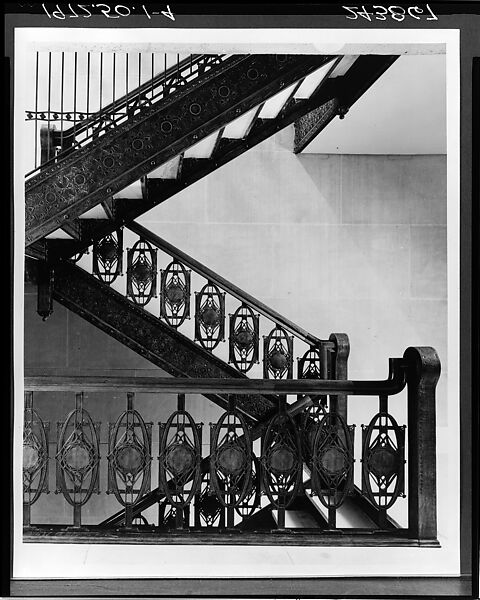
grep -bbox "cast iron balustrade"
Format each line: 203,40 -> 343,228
23,345 -> 440,546
25,53 -> 228,178
69,222 -> 342,393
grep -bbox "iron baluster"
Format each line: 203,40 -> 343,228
107,392 -> 152,529
55,392 -> 101,528
23,392 -> 50,527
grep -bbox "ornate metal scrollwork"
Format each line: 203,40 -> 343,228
362,401 -> 405,509
311,413 -> 355,509
55,393 -> 100,511
158,500 -> 187,529
107,393 -> 152,507
160,260 -> 191,328
194,471 -> 225,528
126,238 -> 157,306
210,404 -> 252,508
263,325 -> 293,379
23,392 -> 50,509
194,282 -> 225,351
234,455 -> 262,519
261,408 -> 303,509
299,399 -> 328,469
228,304 -> 259,373
93,230 -> 123,285
159,396 -> 202,508
126,93 -> 152,117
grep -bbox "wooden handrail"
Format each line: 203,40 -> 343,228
24,359 -> 406,396
128,222 -> 329,348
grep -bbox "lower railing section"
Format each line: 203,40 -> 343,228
22,346 -> 440,546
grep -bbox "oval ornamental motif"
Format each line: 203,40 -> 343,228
107,395 -> 152,507
311,413 -> 355,509
126,238 -> 157,306
362,412 -> 405,509
194,282 -> 225,351
160,260 -> 191,328
261,412 -> 303,509
263,325 -> 293,379
159,409 -> 202,508
55,395 -> 100,507
93,230 -> 123,285
229,304 -> 259,373
23,393 -> 49,507
210,409 -> 252,508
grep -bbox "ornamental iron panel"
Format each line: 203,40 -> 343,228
107,393 -> 152,508
126,238 -> 158,306
263,325 -> 293,379
298,346 -> 329,404
261,404 -> 303,510
23,392 -> 50,510
311,413 -> 355,510
210,401 -> 253,508
194,471 -> 225,528
93,230 -> 123,285
299,398 -> 328,469
55,393 -> 100,520
160,260 -> 191,328
158,500 -> 190,529
362,396 -> 405,510
195,282 -> 225,351
234,455 -> 262,519
159,394 -> 202,508
228,304 -> 259,373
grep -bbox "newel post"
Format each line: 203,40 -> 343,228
329,333 -> 350,421
404,346 -> 441,540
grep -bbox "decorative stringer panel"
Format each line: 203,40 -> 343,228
263,325 -> 293,379
160,260 -> 191,328
93,229 -> 123,284
261,400 -> 303,528
159,394 -> 202,529
107,392 -> 152,528
55,393 -> 100,527
311,411 -> 355,528
195,282 -> 225,351
229,304 -> 259,373
23,392 -> 50,526
126,238 -> 157,306
362,395 -> 405,527
210,398 -> 253,526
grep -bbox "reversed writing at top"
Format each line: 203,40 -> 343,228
343,4 -> 438,21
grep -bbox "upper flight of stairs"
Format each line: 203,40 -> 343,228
26,54 -> 398,261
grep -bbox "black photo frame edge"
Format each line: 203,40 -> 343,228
3,3 -> 479,598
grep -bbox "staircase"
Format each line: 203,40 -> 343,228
23,50 -> 431,542
25,53 -> 398,260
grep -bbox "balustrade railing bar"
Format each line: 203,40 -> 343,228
127,222 -> 328,348
24,367 -> 406,396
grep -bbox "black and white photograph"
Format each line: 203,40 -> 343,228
6,4 -> 477,598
